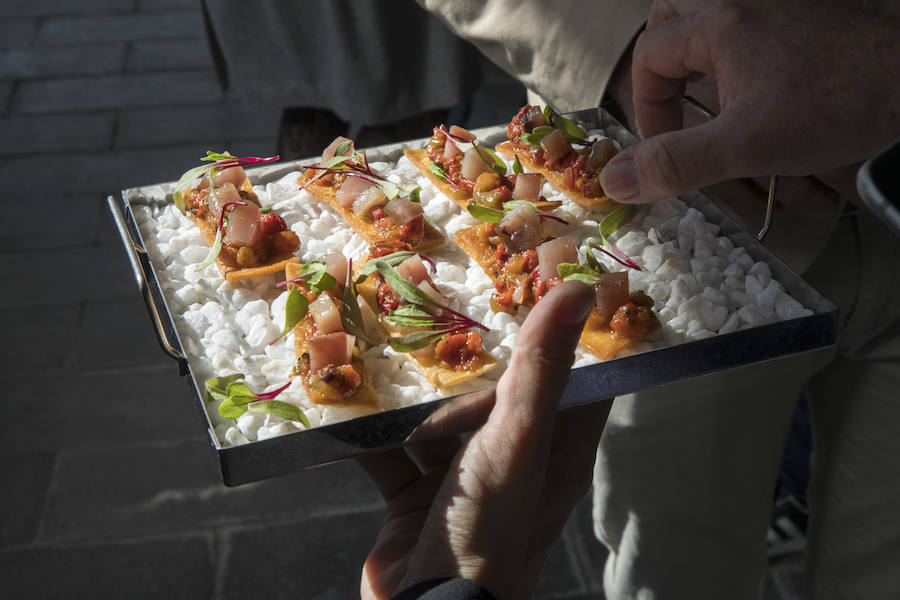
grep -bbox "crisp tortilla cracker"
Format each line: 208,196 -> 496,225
185,179 -> 299,281
285,262 -> 379,409
356,266 -> 498,389
302,177 -> 445,252
495,141 -> 615,209
454,224 -> 639,361
404,148 -> 562,211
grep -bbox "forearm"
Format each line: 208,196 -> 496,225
416,0 -> 652,111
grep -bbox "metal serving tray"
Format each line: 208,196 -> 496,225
109,109 -> 837,486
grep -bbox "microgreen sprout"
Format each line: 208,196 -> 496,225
435,126 -> 507,175
466,201 -> 570,226
360,258 -> 488,352
300,151 -> 420,201
595,205 -> 643,271
205,375 -> 309,426
173,151 -> 279,213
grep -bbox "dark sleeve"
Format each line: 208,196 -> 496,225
391,577 -> 497,600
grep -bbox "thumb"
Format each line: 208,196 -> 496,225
600,119 -> 737,203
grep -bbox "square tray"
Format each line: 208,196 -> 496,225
109,109 -> 837,485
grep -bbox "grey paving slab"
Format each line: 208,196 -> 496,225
116,104 -> 280,148
0,0 -> 137,18
35,11 -> 201,44
219,509 -> 381,600
0,365 -> 199,454
0,534 -> 214,600
0,18 -> 37,45
70,298 -> 173,370
14,69 -> 222,113
0,43 -> 125,79
0,112 -> 114,155
0,144 -> 224,196
1,194 -> 103,251
0,245 -> 135,308
0,451 -> 55,546
140,0 -> 197,11
0,305 -> 80,372
126,38 -> 212,72
41,439 -> 382,542
0,81 -> 11,114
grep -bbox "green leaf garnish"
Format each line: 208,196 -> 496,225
519,126 -> 554,148
340,258 -> 375,345
473,144 -> 508,175
259,206 -> 272,214
512,155 -> 524,174
599,205 -> 636,245
408,186 -> 421,203
355,251 -> 417,284
218,397 -> 248,419
584,242 -> 605,273
374,261 -> 442,308
205,373 -> 244,404
298,260 -> 338,293
269,286 -> 309,345
334,140 -> 352,157
225,381 -> 259,406
247,400 -> 311,427
428,162 -> 449,180
467,204 -> 504,224
387,329 -> 454,353
384,304 -> 443,328
544,106 -> 588,141
557,263 -> 602,285
195,228 -> 223,272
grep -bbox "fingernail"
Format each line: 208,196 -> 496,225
556,281 -> 595,325
600,156 -> 639,200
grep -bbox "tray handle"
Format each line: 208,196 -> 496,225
107,196 -> 188,372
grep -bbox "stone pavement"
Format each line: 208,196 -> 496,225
0,1 -> 612,598
0,1 -> 802,599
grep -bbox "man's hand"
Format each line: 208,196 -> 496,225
358,281 -> 609,600
600,0 -> 900,204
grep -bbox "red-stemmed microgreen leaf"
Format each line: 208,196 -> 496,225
174,152 -> 279,199
355,251 -> 417,284
595,205 -> 642,270
388,328 -> 456,353
213,378 -> 307,425
427,162 -> 460,189
301,154 -> 420,201
473,144 -> 508,175
512,155 -> 524,174
254,380 -> 292,400
519,126 -> 555,148
268,286 -> 310,345
590,243 -> 643,271
204,373 -> 244,404
375,261 -> 442,308
276,261 -> 337,294
501,200 -> 570,225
